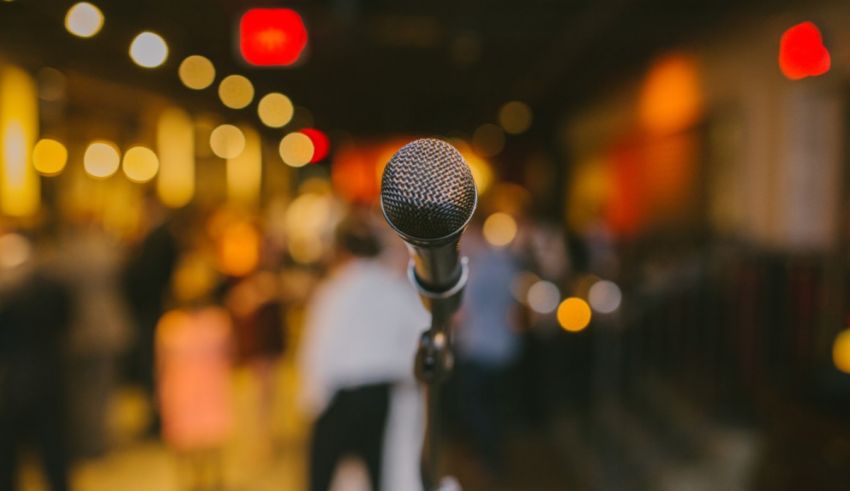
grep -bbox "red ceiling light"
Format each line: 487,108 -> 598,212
301,128 -> 329,163
779,21 -> 830,80
239,8 -> 308,67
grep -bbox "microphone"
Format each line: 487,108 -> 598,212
380,138 -> 477,323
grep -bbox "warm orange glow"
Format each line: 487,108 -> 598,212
567,158 -> 610,232
218,221 -> 260,277
285,192 -> 333,264
483,212 -> 517,247
0,66 -> 39,216
32,138 -> 67,176
638,54 -> 702,135
834,329 -> 850,374
557,297 -> 592,332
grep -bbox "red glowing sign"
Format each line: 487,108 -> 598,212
779,21 -> 830,80
301,128 -> 329,163
239,8 -> 308,66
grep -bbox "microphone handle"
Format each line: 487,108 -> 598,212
408,241 -> 461,293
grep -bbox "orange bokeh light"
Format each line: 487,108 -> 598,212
638,54 -> 702,135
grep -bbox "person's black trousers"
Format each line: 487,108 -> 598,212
309,383 -> 391,491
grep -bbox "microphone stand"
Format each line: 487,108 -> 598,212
409,258 -> 469,491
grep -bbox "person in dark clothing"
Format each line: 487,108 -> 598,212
123,207 -> 179,435
0,262 -> 74,491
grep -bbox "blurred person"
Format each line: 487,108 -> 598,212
57,219 -> 133,457
454,221 -> 521,480
156,290 -> 234,491
123,195 -> 180,435
299,213 -> 429,491
224,270 -> 286,456
0,231 -> 73,491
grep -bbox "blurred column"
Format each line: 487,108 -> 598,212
0,65 -> 39,217
157,107 -> 195,208
227,125 -> 261,206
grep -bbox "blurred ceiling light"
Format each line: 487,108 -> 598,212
498,101 -> 533,135
32,138 -> 68,176
588,280 -> 622,314
122,145 -> 159,183
483,212 -> 517,247
833,329 -> 850,374
779,21 -> 831,80
301,128 -> 329,163
472,123 -> 505,157
209,124 -> 246,159
257,92 -> 294,128
279,131 -> 314,167
527,280 -> 560,314
638,53 -> 702,135
178,55 -> 215,90
218,75 -> 254,109
157,107 -> 195,208
129,31 -> 169,68
0,66 -> 39,217
0,233 -> 32,269
557,297 -> 592,333
84,141 -> 120,178
65,2 -> 103,38
239,8 -> 308,66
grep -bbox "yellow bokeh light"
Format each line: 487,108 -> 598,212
833,330 -> 850,374
279,132 -> 314,168
122,145 -> 159,183
218,75 -> 254,109
65,2 -> 103,38
178,55 -> 215,90
209,124 -> 245,159
498,101 -> 533,135
257,92 -> 294,128
483,212 -> 517,247
32,138 -> 68,176
129,31 -> 169,69
84,141 -> 120,179
557,297 -> 592,333
638,53 -> 702,135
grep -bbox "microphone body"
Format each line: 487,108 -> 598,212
380,138 -> 477,324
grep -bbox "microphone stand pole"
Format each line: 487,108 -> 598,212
410,259 -> 468,491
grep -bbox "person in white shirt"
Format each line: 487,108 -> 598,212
300,213 -> 429,491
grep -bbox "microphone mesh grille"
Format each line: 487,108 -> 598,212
381,138 -> 477,240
